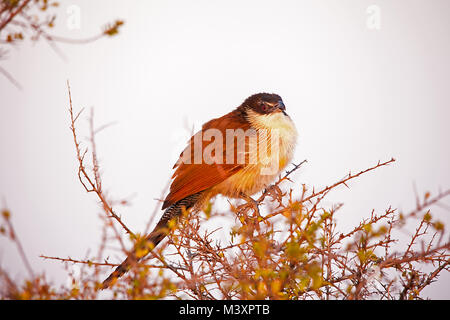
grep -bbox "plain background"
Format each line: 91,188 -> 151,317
1,0 -> 449,298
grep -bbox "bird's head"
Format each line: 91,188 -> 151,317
242,93 -> 287,116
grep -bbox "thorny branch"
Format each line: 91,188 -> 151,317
1,89 -> 449,299
67,81 -> 134,237
0,1 -> 124,88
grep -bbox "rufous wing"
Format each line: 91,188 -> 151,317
162,111 -> 251,209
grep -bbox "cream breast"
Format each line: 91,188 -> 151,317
211,109 -> 298,198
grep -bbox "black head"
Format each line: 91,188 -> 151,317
242,93 -> 286,115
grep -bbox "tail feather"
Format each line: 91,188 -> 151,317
101,192 -> 202,289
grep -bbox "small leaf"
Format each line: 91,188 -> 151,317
432,221 -> 444,231
2,210 -> 10,219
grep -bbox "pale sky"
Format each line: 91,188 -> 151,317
0,0 -> 449,298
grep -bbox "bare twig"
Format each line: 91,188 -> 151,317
67,80 -> 134,237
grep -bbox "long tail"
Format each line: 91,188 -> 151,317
101,192 -> 202,289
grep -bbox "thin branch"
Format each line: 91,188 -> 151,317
301,158 -> 396,204
0,65 -> 22,89
1,209 -> 34,279
67,80 -> 134,237
0,0 -> 31,32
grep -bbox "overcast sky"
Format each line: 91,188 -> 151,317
0,0 -> 449,298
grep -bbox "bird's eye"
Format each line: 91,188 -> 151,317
260,103 -> 268,112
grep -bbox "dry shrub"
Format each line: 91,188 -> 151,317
1,85 -> 449,300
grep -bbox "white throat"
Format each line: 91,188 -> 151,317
246,109 -> 298,145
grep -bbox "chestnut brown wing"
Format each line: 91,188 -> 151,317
162,111 -> 251,209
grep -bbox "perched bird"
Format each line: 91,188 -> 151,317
101,93 -> 298,289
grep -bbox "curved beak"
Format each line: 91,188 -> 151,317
276,100 -> 287,115
277,100 -> 286,111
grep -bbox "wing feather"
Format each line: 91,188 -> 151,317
162,111 -> 250,209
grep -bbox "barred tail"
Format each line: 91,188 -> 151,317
101,192 -> 202,289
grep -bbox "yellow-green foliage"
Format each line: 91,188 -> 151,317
1,158 -> 449,300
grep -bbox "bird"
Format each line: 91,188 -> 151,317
101,92 -> 298,289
